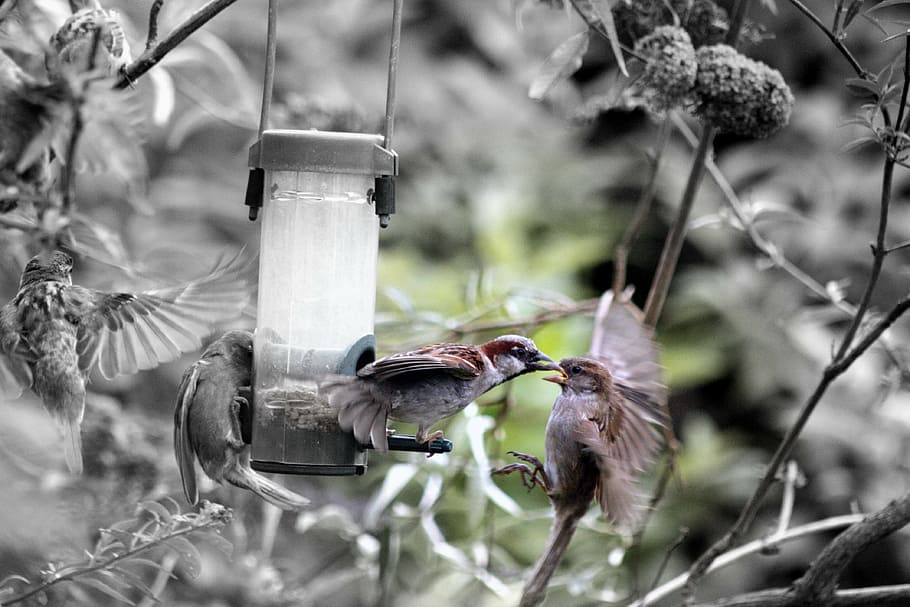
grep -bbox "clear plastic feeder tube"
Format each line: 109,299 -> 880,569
250,130 -> 396,475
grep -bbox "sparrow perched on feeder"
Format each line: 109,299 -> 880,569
174,330 -> 310,511
0,249 -> 254,474
325,334 -> 560,452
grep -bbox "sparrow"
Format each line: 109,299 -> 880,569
0,249 -> 254,474
325,335 -> 560,452
174,330 -> 310,511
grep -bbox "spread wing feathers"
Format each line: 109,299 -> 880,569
575,420 -> 641,526
362,345 -> 483,381
328,378 -> 392,452
174,360 -> 200,505
74,250 -> 254,379
223,463 -> 310,511
0,350 -> 32,397
589,290 -> 664,400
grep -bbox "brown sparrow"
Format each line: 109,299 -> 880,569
174,330 -> 309,511
325,335 -> 560,452
0,250 -> 253,474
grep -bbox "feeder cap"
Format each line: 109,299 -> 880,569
249,130 -> 398,176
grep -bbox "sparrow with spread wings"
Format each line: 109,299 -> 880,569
0,249 -> 253,474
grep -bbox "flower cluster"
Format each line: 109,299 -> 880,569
692,44 -> 794,138
634,26 -> 698,111
614,0 -> 729,48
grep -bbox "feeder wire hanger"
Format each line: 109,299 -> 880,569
246,0 -> 402,226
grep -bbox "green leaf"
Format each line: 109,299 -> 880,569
529,31 -> 589,100
569,0 -> 628,76
75,576 -> 136,605
844,78 -> 880,97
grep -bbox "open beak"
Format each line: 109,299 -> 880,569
542,369 -> 567,384
529,352 -> 562,372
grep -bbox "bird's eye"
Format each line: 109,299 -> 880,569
570,365 -> 583,375
511,346 -> 526,356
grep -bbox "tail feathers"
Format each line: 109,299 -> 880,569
328,381 -> 390,452
62,417 -> 83,475
224,464 -> 310,511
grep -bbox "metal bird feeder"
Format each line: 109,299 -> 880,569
243,0 -> 451,476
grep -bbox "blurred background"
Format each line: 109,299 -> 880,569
2,0 -> 910,605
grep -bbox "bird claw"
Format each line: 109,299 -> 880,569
493,451 -> 550,493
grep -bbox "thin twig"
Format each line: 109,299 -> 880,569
628,514 -> 866,607
115,0 -> 240,89
793,490 -> 910,603
642,126 -> 715,327
693,584 -> 910,607
146,0 -> 165,50
832,154 -> 893,360
642,527 -> 689,607
682,295 -> 910,599
786,0 -> 867,77
775,461 -> 800,536
612,116 -> 672,295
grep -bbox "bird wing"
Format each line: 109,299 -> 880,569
174,359 -> 201,505
71,250 -> 254,379
601,386 -> 662,472
573,417 -> 639,525
361,344 -> 483,381
588,290 -> 665,405
0,303 -> 33,397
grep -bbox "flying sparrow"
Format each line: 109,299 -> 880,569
0,249 -> 253,474
325,335 -> 560,452
494,292 -> 667,607
174,330 -> 310,511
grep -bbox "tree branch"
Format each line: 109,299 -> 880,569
629,514 -> 865,607
785,0 -> 867,78
693,584 -> 910,607
792,492 -> 910,602
115,0 -> 240,89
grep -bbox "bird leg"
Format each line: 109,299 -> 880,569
492,450 -> 551,493
237,386 -> 252,444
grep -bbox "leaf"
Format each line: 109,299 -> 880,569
75,576 -> 136,605
109,566 -> 158,598
867,0 -> 910,12
124,558 -> 173,573
844,78 -> 880,97
529,31 -> 590,100
569,0 -> 627,76
194,530 -> 234,557
163,536 -> 203,578
880,29 -> 910,43
139,501 -> 173,524
841,135 -> 880,153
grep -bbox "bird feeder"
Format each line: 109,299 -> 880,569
242,0 -> 451,476
246,130 -> 394,475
